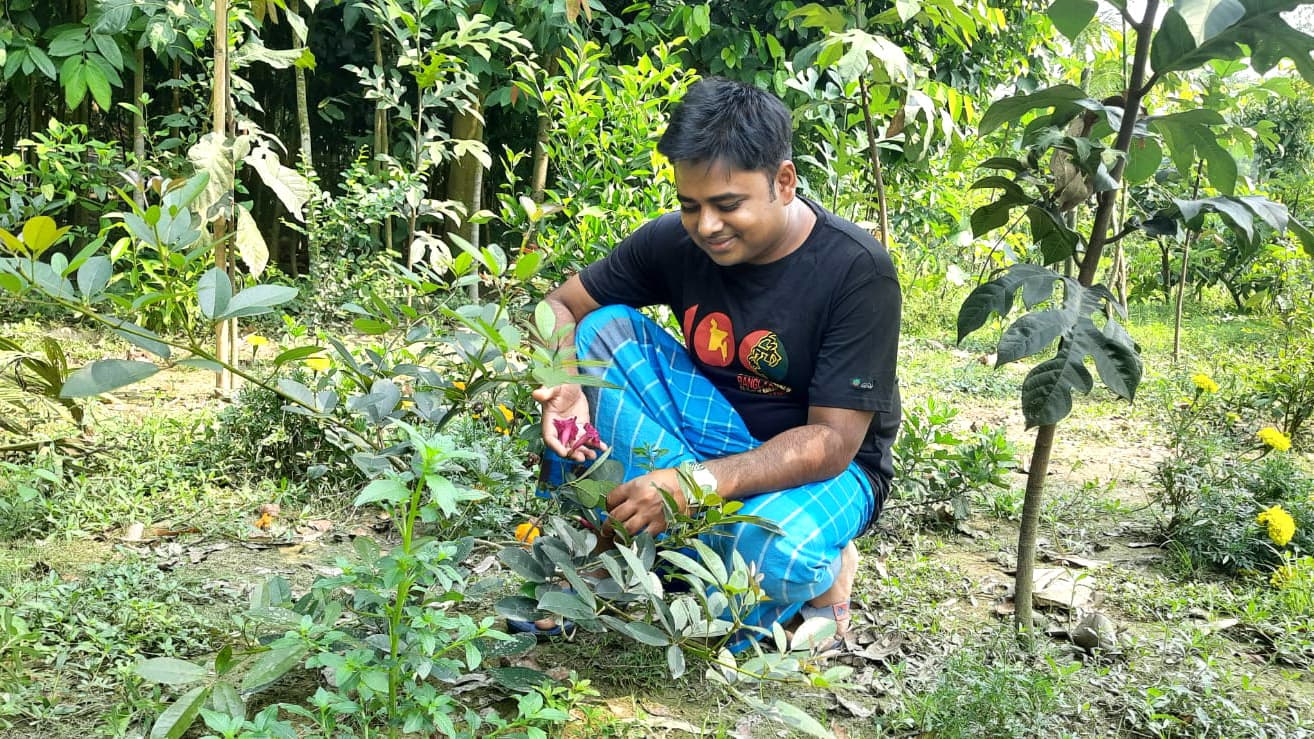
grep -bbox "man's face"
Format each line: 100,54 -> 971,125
673,159 -> 797,267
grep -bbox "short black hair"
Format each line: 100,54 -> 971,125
657,77 -> 793,175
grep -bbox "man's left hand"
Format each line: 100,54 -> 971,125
606,467 -> 686,536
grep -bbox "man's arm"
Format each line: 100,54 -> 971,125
533,274 -> 605,461
605,405 -> 874,535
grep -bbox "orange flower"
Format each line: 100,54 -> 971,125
514,522 -> 540,544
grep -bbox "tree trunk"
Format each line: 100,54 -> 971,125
1172,160 -> 1204,362
133,47 -> 147,208
291,0 -> 313,170
212,0 -> 236,393
1013,422 -> 1056,633
857,77 -> 890,250
445,101 -> 485,300
530,112 -> 550,203
171,58 -> 181,140
372,27 -> 392,258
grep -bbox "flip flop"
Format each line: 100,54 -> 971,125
796,601 -> 851,654
506,617 -> 575,638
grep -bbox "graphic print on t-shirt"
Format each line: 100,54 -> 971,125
683,305 -> 792,396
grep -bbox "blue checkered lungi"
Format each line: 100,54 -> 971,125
548,305 -> 876,652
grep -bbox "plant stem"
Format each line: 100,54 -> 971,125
1014,422 -> 1056,633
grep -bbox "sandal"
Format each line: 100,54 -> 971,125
795,601 -> 851,654
506,617 -> 575,639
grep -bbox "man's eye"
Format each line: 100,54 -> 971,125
718,202 -> 742,212
680,205 -> 698,213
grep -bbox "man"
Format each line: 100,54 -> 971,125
531,76 -> 901,651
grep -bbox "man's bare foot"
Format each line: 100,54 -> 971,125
796,542 -> 859,644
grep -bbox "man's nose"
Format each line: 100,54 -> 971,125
698,209 -> 722,236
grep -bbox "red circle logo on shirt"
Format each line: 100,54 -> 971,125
692,312 -> 735,367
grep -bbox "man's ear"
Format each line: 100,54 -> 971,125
774,160 -> 798,203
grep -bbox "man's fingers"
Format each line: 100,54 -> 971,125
531,385 -> 555,404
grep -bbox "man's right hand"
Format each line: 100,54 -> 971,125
533,383 -> 606,461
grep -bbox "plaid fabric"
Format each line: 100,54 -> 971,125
548,305 -> 875,652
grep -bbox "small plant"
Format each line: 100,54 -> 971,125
891,396 -> 1018,523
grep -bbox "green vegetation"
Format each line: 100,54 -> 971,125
4,0 -> 1314,736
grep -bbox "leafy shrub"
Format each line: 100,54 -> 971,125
891,396 -> 1018,523
191,370 -> 363,496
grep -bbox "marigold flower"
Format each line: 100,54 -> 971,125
1257,505 -> 1296,547
452,381 -> 467,391
497,404 -> 514,423
247,334 -> 270,348
514,522 -> 540,544
304,355 -> 331,372
1257,426 -> 1292,452
1191,373 -> 1219,394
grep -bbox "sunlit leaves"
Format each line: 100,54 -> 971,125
1047,0 -> 1098,42
59,359 -> 159,398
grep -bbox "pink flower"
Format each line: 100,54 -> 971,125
554,417 -> 601,455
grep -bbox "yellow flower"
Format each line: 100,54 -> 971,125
247,334 -> 270,348
304,356 -> 331,372
1257,426 -> 1292,452
1257,505 -> 1296,547
1271,562 -> 1298,588
514,522 -> 540,544
1191,373 -> 1219,394
497,404 -> 513,423
452,381 -> 467,391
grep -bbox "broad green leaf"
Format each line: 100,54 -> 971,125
93,0 -> 136,33
513,250 -> 543,280
234,204 -> 269,277
1123,137 -> 1163,184
1021,350 -> 1094,428
1290,218 -> 1314,256
244,146 -> 311,221
790,616 -> 838,652
22,216 -> 68,257
1174,0 -> 1246,46
353,478 -> 409,507
1239,195 -> 1288,232
28,47 -> 57,80
1047,0 -> 1098,41
499,547 -> 548,581
177,358 -> 223,372
83,57 -> 112,110
60,360 -> 158,398
208,682 -> 245,720
106,318 -> 171,360
272,346 -> 324,366
0,227 -> 25,255
745,696 -> 832,739
149,685 -> 211,739
1153,0 -> 1314,83
971,199 -> 1022,237
488,666 -> 552,693
621,621 -> 671,647
135,657 -> 209,686
197,268 -> 232,320
666,645 -> 686,679
495,596 -> 547,623
1028,206 -> 1082,264
216,285 -> 298,320
62,56 -> 88,110
239,645 -> 306,695
353,318 -> 391,335
1083,317 -> 1142,400
75,255 -> 112,300
533,301 -> 556,338
957,282 -> 1010,343
1195,135 -> 1237,195
537,590 -> 595,622
996,309 -> 1071,366
978,85 -> 1088,136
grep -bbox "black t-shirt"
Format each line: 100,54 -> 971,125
579,197 -> 901,493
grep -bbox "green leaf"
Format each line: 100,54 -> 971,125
978,85 -> 1088,136
746,696 -> 832,739
1028,206 -> 1082,264
957,282 -> 1009,343
197,268 -> 232,320
188,133 -> 239,220
971,199 -> 1021,236
60,360 -> 158,398
666,644 -> 686,678
61,56 -> 87,109
216,285 -> 298,320
1047,0 -> 1098,41
135,657 -> 209,686
1123,137 -> 1163,184
75,255 -> 111,299
83,56 -> 112,110
1289,217 -> 1314,256
353,318 -> 391,335
22,216 -> 68,256
996,309 -> 1070,365
105,318 -> 171,360
354,478 -> 409,507
500,547 -> 548,581
208,682 -> 245,720
489,666 -> 553,693
1174,0 -> 1246,46
27,47 -> 57,80
621,621 -> 671,647
239,646 -> 306,695
1021,350 -> 1094,428
149,685 -> 211,739
272,345 -> 324,366
537,590 -> 595,622
496,596 -> 548,623
1083,317 -> 1141,400
1196,135 -> 1237,195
